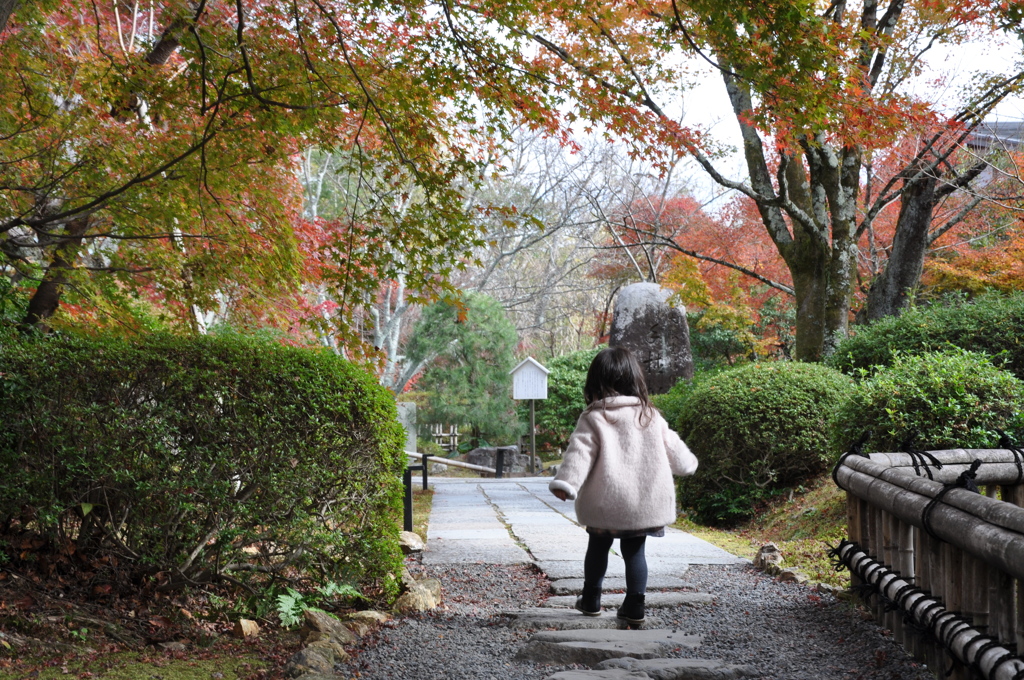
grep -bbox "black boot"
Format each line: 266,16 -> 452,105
574,585 -> 602,616
617,593 -> 645,624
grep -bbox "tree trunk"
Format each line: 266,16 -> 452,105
722,70 -> 859,362
0,0 -> 19,36
864,169 -> 938,321
21,218 -> 90,331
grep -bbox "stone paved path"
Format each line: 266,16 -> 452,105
423,477 -> 744,575
423,477 -> 755,679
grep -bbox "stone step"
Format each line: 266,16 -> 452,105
544,656 -> 758,679
514,628 -> 700,667
550,576 -> 692,595
543,591 -> 714,609
502,608 -> 664,630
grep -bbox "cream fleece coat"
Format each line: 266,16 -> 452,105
549,396 -> 698,531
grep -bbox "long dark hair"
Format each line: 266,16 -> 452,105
583,347 -> 653,423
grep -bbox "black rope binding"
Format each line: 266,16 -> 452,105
900,429 -> 944,480
826,540 -> 853,573
921,459 -> 982,541
833,540 -> 1024,678
832,431 -> 872,487
997,429 -> 1024,485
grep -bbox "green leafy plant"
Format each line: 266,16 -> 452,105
675,361 -> 853,526
828,291 -> 1024,379
276,582 -> 362,628
652,366 -> 732,433
0,332 -> 405,601
831,349 -> 1024,453
532,347 -> 602,453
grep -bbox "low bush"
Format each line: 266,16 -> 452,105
675,362 -> 853,526
828,292 -> 1024,378
652,366 -> 732,432
831,349 -> 1024,453
0,332 -> 405,601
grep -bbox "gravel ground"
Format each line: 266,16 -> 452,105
335,559 -> 934,680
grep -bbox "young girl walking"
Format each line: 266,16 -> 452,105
549,346 -> 698,625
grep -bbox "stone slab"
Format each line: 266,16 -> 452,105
428,529 -> 511,540
539,561 -> 623,580
543,657 -> 757,680
421,540 -> 531,566
515,628 -> 701,667
544,592 -> 714,609
516,639 -> 672,666
501,608 -> 664,631
550,576 -> 691,595
528,629 -> 700,646
543,670 -> 643,680
599,656 -> 759,678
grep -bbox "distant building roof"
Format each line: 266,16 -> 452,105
966,119 -> 1024,151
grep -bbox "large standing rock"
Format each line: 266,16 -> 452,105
466,446 -> 533,474
609,282 -> 693,394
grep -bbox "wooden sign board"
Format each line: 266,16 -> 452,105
510,357 -> 549,400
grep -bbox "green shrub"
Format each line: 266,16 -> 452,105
828,292 -> 1024,378
417,437 -> 446,457
532,347 -> 602,453
675,361 -> 853,526
652,366 -> 732,431
831,349 -> 1024,453
0,332 -> 405,601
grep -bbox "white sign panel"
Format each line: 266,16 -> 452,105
510,357 -> 549,400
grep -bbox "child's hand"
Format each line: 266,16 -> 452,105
552,489 -> 568,501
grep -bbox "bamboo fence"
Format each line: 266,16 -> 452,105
834,448 -> 1024,680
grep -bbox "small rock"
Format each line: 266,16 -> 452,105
233,619 -> 260,640
300,609 -> 356,645
430,463 -> 449,474
419,577 -> 442,602
394,582 -> 439,612
342,619 -> 373,637
399,530 -> 425,554
307,638 -> 349,662
283,647 -> 334,678
345,610 -> 391,625
342,609 -> 391,636
400,566 -> 419,590
158,640 -> 188,652
753,543 -> 783,572
816,582 -> 843,595
778,569 -> 809,584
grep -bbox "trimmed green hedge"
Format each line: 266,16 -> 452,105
675,362 -> 853,525
831,349 -> 1024,453
827,292 -> 1024,378
0,332 -> 405,600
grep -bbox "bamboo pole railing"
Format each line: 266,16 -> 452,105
834,448 -> 1024,680
405,450 -> 496,474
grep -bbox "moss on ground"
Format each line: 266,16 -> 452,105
412,488 -> 434,542
0,649 -> 267,680
675,474 -> 850,587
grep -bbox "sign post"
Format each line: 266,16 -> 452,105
510,357 -> 549,475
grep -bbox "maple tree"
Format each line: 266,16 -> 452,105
0,0 -> 554,336
457,0 -> 1024,360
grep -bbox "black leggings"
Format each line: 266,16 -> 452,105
583,533 -> 648,594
